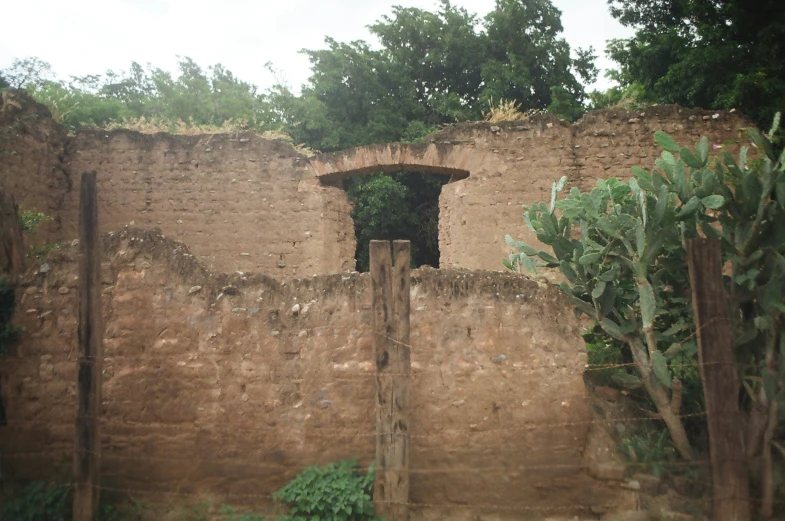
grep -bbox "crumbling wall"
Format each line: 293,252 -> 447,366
61,130 -> 353,278
0,92 -> 755,279
0,90 -> 71,244
310,106 -> 753,273
0,229 -> 630,518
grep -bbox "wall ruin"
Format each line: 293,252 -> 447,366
0,91 -> 755,279
0,92 -> 751,516
0,91 -> 71,245
0,229 -> 632,518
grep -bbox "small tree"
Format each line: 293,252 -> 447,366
714,115 -> 785,517
504,159 -> 720,458
506,116 -> 785,512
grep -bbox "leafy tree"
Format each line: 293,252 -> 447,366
29,79 -> 130,129
1,57 -> 54,89
101,62 -> 158,116
0,57 -> 275,132
482,0 -> 597,114
284,0 -> 597,152
547,85 -> 586,121
506,121 -> 785,470
505,118 -> 785,516
605,0 -> 785,129
281,38 -> 419,151
347,172 -> 448,272
586,83 -> 645,111
0,73 -> 8,90
370,1 -> 486,122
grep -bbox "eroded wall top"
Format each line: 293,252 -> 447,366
0,91 -> 756,278
308,105 -> 753,272
1,228 -> 626,517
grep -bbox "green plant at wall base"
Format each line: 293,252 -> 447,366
619,424 -> 677,478
221,505 -> 268,521
18,208 -> 49,232
0,481 -> 71,521
27,241 -> 60,260
274,460 -> 379,521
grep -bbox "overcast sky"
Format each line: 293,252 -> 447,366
0,0 -> 633,93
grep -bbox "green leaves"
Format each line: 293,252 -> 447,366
680,148 -> 704,169
601,318 -> 626,340
274,461 -> 378,521
579,252 -> 603,265
654,131 -> 679,153
639,281 -> 657,329
700,195 -> 724,209
508,115 -> 785,467
0,481 -> 71,521
652,350 -> 673,388
612,373 -> 643,390
697,137 -> 709,165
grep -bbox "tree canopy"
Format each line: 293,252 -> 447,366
275,0 -> 597,151
604,0 -> 785,129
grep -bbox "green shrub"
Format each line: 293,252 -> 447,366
17,208 -> 49,233
0,481 -> 71,521
221,504 -> 267,521
619,425 -> 677,478
274,461 -> 379,521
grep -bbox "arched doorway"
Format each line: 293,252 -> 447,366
344,170 -> 451,271
308,142 -> 471,272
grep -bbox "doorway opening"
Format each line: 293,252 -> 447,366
344,171 -> 451,272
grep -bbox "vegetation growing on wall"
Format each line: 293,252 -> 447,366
0,1 -> 596,150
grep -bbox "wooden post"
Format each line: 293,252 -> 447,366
370,240 -> 410,521
686,238 -> 750,521
0,190 -> 26,276
73,172 -> 103,521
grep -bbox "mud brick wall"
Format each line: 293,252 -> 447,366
0,91 -> 71,245
0,229 -> 630,519
310,106 -> 752,272
0,91 -> 754,279
60,130 -> 353,279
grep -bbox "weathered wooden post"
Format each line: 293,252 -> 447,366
686,238 -> 750,521
0,189 -> 26,276
370,240 -> 410,521
73,172 -> 103,521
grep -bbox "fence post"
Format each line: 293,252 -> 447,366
0,189 -> 26,277
686,238 -> 750,521
73,172 -> 103,521
370,240 -> 410,521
